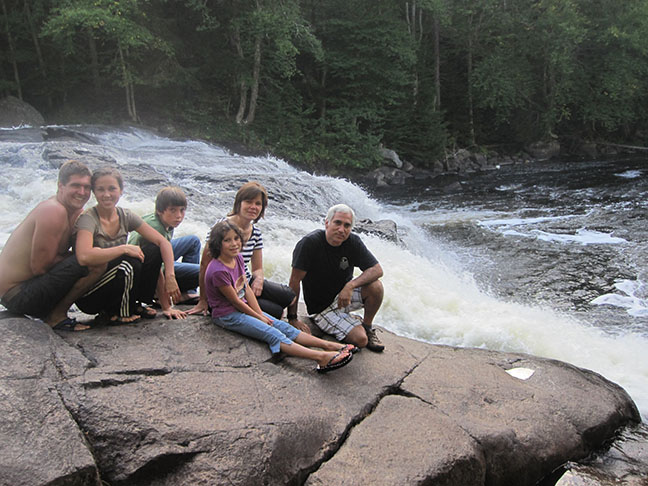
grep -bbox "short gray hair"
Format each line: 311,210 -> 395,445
325,204 -> 356,227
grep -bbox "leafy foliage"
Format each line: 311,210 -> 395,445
2,0 -> 648,167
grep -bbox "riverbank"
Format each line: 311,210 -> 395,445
0,310 -> 640,486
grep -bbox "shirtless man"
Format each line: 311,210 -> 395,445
0,160 -> 100,331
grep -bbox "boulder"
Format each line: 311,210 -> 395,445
0,312 -> 639,486
0,96 -> 45,128
526,140 -> 561,161
354,218 -> 400,243
379,146 -> 403,169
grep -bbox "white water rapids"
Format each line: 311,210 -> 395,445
1,125 -> 646,421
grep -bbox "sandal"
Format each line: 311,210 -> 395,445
52,317 -> 90,332
316,350 -> 353,373
109,314 -> 141,325
134,304 -> 157,319
340,344 -> 360,354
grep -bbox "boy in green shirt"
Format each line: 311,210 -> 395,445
129,186 -> 200,318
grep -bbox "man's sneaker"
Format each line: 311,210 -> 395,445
365,327 -> 385,352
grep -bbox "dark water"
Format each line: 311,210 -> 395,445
378,158 -> 648,335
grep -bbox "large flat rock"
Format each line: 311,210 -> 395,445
0,312 -> 640,486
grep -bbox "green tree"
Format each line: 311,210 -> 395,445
42,0 -> 175,121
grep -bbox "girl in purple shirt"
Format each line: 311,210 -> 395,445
205,221 -> 355,373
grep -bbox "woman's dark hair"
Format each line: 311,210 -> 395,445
228,181 -> 268,223
208,220 -> 243,258
91,167 -> 124,191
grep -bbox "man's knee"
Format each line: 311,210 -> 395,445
362,279 -> 384,300
346,325 -> 368,348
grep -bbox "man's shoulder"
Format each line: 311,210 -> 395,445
299,229 -> 324,243
34,198 -> 69,224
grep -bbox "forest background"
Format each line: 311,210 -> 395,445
1,0 -> 648,170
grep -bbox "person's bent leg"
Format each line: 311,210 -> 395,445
173,261 -> 200,295
216,312 -> 291,354
171,236 -> 201,296
359,280 -> 385,351
311,299 -> 368,347
136,244 -> 162,305
45,263 -> 107,329
257,298 -> 283,319
171,235 -> 201,263
1,255 -> 89,320
360,279 -> 384,328
76,257 -> 139,320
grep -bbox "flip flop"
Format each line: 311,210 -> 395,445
52,317 -> 89,332
177,296 -> 200,306
316,350 -> 353,373
134,305 -> 157,319
340,344 -> 360,354
109,315 -> 141,325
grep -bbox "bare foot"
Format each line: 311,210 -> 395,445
109,314 -> 141,325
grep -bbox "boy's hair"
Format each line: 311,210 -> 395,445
91,167 -> 123,190
58,160 -> 91,185
155,186 -> 187,213
228,181 -> 268,223
208,220 -> 243,259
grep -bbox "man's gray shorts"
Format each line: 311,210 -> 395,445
310,287 -> 364,340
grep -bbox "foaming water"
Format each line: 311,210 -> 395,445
1,126 -> 646,420
593,279 -> 648,317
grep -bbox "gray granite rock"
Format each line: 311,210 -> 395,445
0,313 -> 639,486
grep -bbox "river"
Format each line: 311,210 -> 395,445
1,125 -> 646,479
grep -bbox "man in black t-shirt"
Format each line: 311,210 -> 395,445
288,204 -> 385,352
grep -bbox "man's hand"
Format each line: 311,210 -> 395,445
289,318 -> 311,334
337,282 -> 353,309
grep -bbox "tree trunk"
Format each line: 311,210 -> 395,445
467,30 -> 475,146
433,16 -> 441,110
232,27 -> 248,125
319,67 -> 327,120
243,35 -> 261,125
87,28 -> 101,93
236,80 -> 247,125
24,0 -> 51,106
117,41 -> 137,122
1,0 -> 22,100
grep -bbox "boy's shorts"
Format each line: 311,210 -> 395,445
310,287 -> 364,341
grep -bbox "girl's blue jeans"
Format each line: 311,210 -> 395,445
213,311 -> 301,354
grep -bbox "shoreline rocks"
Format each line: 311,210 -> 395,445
0,311 -> 639,486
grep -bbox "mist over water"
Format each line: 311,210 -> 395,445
1,126 -> 647,421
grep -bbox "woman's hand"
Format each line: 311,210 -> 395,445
251,276 -> 264,297
261,314 -> 274,326
122,244 -> 145,262
187,298 -> 209,316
